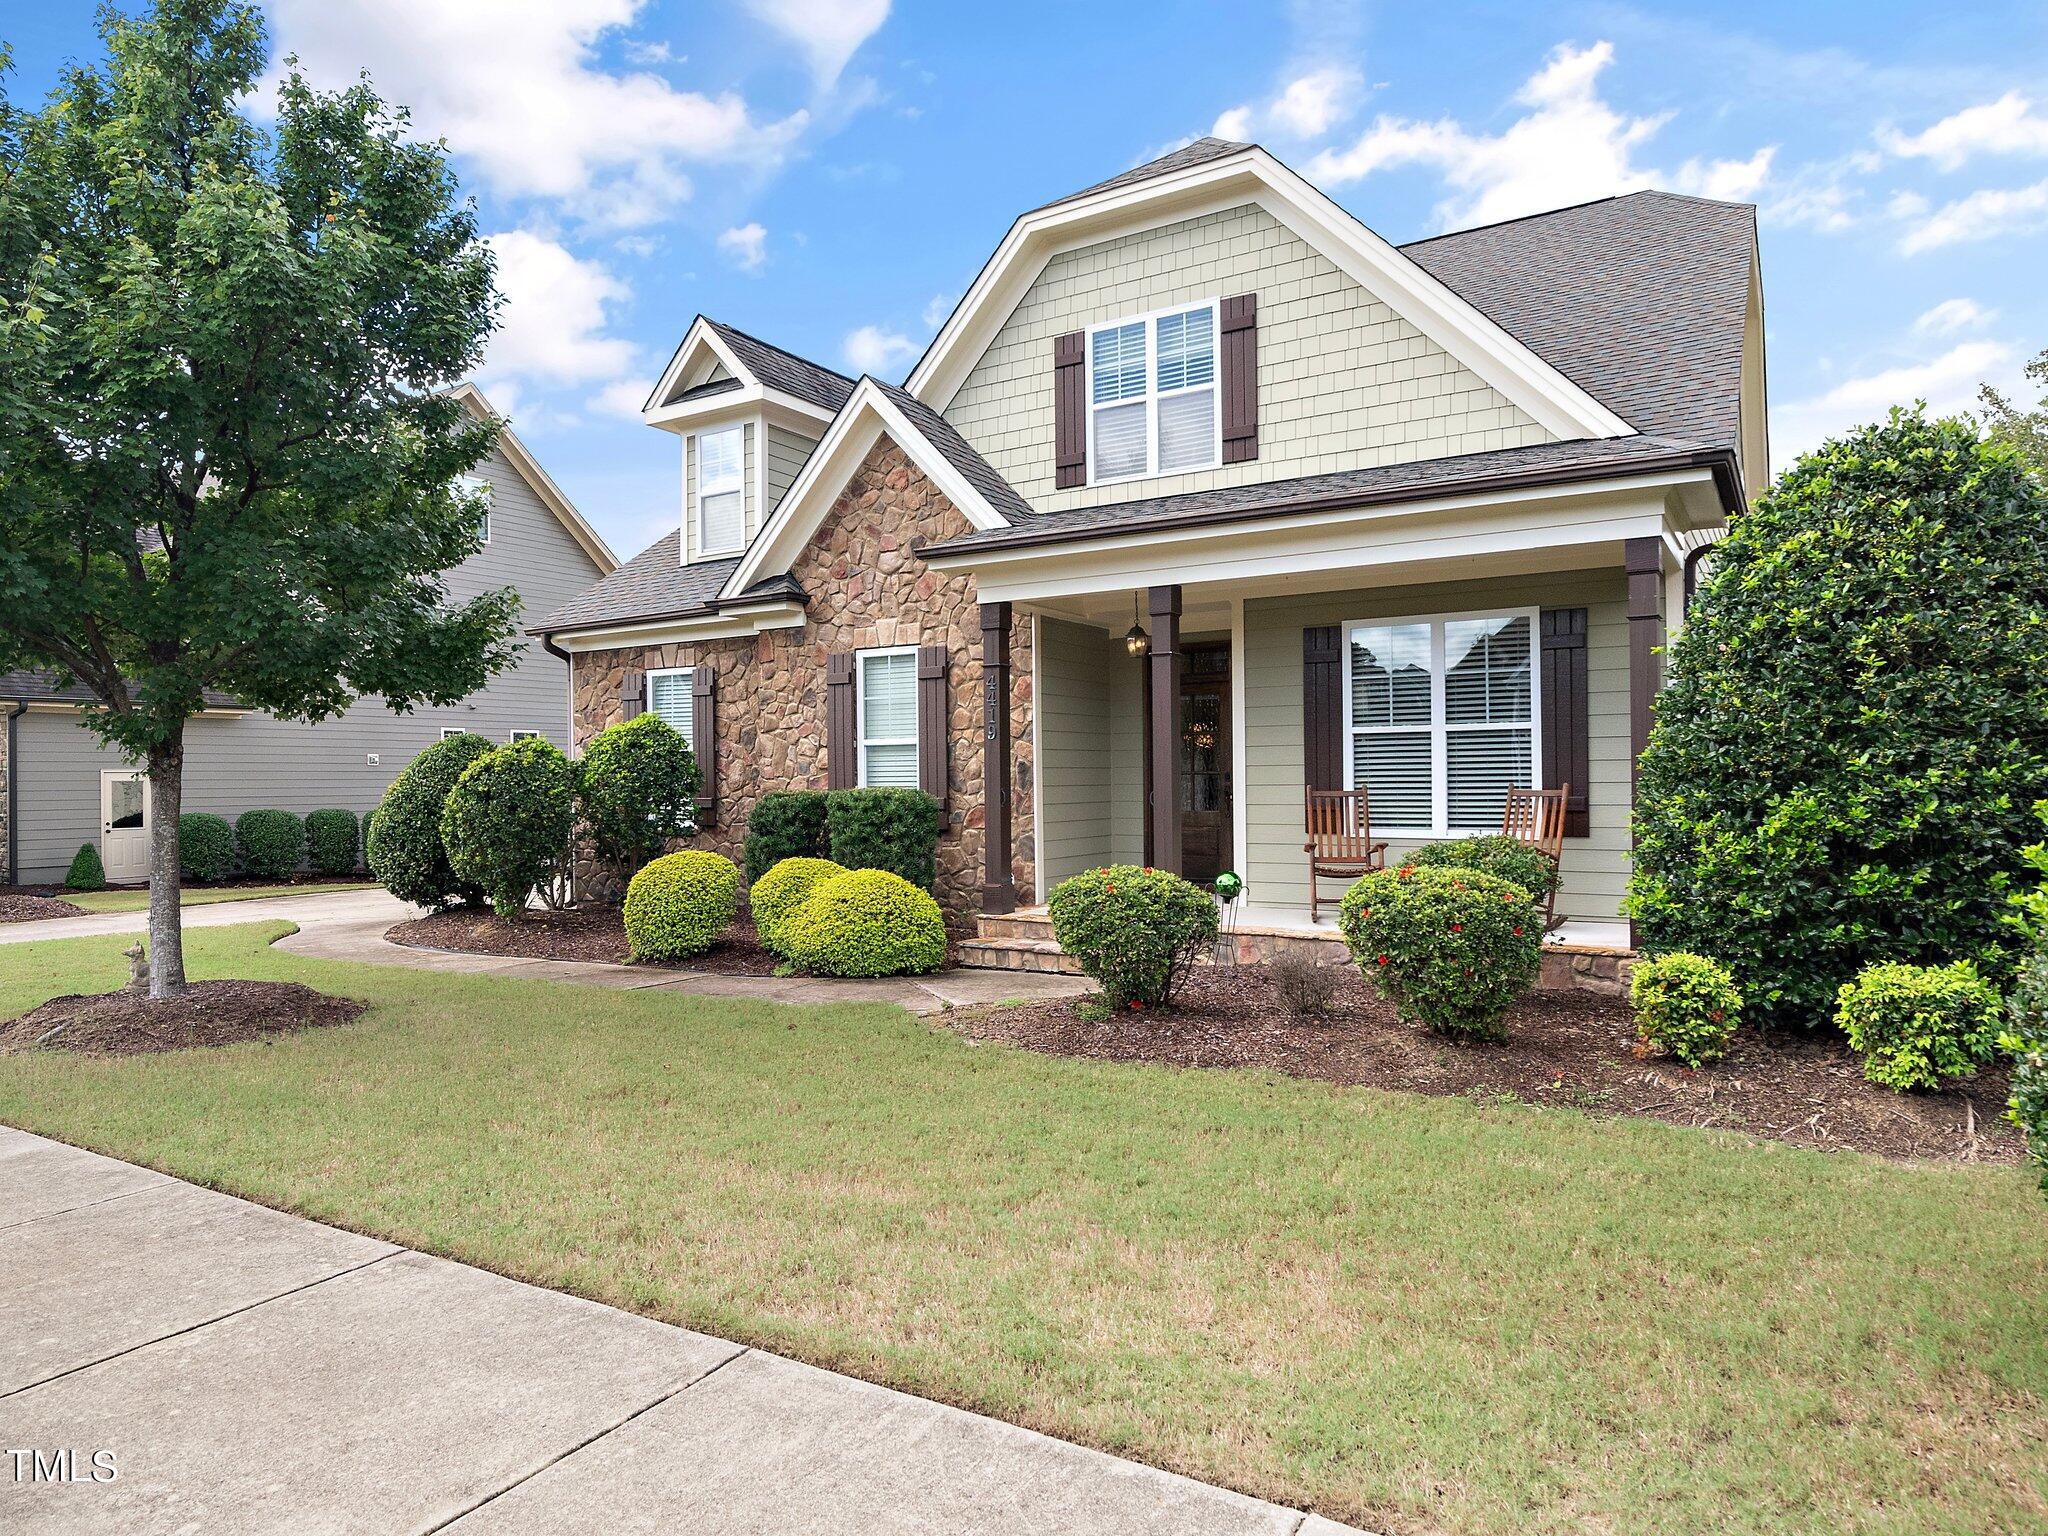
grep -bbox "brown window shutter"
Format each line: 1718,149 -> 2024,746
1302,624 -> 1343,791
1053,330 -> 1086,489
826,652 -> 856,791
691,667 -> 717,827
1221,293 -> 1258,464
620,672 -> 645,718
1540,608 -> 1591,838
916,645 -> 949,808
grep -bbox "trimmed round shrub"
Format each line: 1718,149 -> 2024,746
826,788 -> 941,890
369,734 -> 494,909
576,713 -> 699,879
1339,865 -> 1541,1043
65,842 -> 106,892
234,809 -> 303,881
744,790 -> 830,883
785,868 -> 947,978
304,808 -> 360,877
1406,834 -> 1559,904
1628,412 -> 2048,1027
1046,865 -> 1218,1008
1834,960 -> 2001,1091
178,812 -> 236,884
1630,952 -> 1742,1068
441,737 -> 577,920
749,856 -> 847,959
623,849 -> 740,960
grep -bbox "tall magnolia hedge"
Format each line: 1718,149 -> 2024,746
1627,411 -> 2048,1028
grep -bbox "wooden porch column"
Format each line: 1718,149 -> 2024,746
979,601 -> 1016,915
1147,584 -> 1183,875
1624,536 -> 1666,948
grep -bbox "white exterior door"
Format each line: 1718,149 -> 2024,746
100,770 -> 150,885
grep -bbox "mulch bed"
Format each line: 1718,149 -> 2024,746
387,905 -> 790,976
0,893 -> 89,923
0,980 -> 366,1056
961,964 -> 2022,1167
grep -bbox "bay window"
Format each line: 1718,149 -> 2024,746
1087,301 -> 1218,484
1344,612 -> 1539,835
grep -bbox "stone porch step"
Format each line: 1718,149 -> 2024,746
954,936 -> 1086,976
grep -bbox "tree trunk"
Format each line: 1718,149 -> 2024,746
146,731 -> 187,999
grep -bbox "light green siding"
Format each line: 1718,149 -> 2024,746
944,202 -> 1550,516
764,423 -> 817,517
1243,571 -> 1632,922
1035,617 -> 1116,887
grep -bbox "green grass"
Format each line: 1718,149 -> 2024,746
64,881 -> 375,913
1,923 -> 2044,1535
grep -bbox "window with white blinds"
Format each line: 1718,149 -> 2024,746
1344,612 -> 1538,834
647,668 -> 694,742
1087,302 -> 1218,485
857,647 -> 920,788
695,425 -> 744,555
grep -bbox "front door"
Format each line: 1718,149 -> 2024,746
1178,644 -> 1231,885
100,770 -> 149,884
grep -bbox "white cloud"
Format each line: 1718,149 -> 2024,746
1212,106 -> 1253,141
743,0 -> 890,88
482,230 -> 638,385
263,0 -> 806,228
1913,298 -> 1995,335
1896,178 -> 2048,254
1215,66 -> 1362,143
1882,91 -> 2048,170
1773,340 -> 2016,459
589,378 -> 656,419
921,293 -> 955,330
717,222 -> 768,272
842,325 -> 919,375
623,39 -> 675,66
1305,41 -> 1775,229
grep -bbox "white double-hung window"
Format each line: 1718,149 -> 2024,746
1088,301 -> 1218,484
695,425 -> 745,555
856,647 -> 919,788
647,667 -> 694,741
1344,612 -> 1539,836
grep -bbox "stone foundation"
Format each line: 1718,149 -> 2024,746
571,437 -> 1034,925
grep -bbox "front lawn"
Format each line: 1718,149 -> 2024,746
1,923 -> 2043,1535
64,880 -> 377,913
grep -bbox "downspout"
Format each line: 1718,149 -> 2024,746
541,633 -> 574,753
1682,541 -> 1715,612
5,698 -> 25,887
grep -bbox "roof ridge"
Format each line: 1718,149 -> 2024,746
1400,188 -> 1756,249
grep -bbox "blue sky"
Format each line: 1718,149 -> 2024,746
8,1 -> 2047,563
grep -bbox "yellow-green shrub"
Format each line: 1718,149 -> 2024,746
785,868 -> 946,977
623,850 -> 739,960
749,856 -> 846,959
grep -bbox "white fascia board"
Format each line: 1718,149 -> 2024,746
553,603 -> 807,653
643,383 -> 837,436
905,146 -> 1633,444
716,379 -> 1010,603
644,318 -> 753,417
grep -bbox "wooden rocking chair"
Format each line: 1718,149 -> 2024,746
1501,784 -> 1569,931
1304,788 -> 1387,922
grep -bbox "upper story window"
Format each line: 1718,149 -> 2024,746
856,647 -> 919,787
457,473 -> 491,544
1344,612 -> 1538,836
695,425 -> 744,555
1087,301 -> 1218,486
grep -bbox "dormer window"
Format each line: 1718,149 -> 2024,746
696,424 -> 745,554
1087,301 -> 1218,486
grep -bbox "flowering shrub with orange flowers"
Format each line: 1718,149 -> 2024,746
1047,864 -> 1218,1009
1337,864 -> 1542,1042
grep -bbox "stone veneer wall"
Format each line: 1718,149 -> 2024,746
572,436 -> 1035,924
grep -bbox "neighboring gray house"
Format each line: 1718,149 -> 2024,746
1,386 -> 616,886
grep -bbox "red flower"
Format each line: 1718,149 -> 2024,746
1450,922 -> 1463,933
1502,891 -> 1517,903
1360,908 -> 1372,919
1129,999 -> 1145,1011
1397,866 -> 1415,880
1376,954 -> 1390,966
1143,866 -> 1154,874
1105,884 -> 1116,893
1513,926 -> 1524,937
1709,1009 -> 1724,1022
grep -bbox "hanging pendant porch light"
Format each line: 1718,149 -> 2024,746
1124,593 -> 1151,657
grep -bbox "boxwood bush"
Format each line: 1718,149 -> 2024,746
1339,864 -> 1541,1042
1629,412 -> 2048,1027
749,856 -> 847,959
1834,959 -> 2001,1092
576,713 -> 699,881
827,788 -> 941,890
2002,949 -> 2048,1194
623,849 -> 740,960
744,790 -> 831,883
64,842 -> 105,891
785,867 -> 947,977
304,808 -> 360,877
440,737 -> 577,920
1406,833 -> 1558,904
1629,952 -> 1742,1068
1046,865 -> 1218,1008
368,734 -> 494,909
234,809 -> 303,880
178,812 -> 236,883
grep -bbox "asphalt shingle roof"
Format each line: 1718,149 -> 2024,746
874,382 -> 1034,524
705,321 -> 856,414
1033,137 -> 1252,211
1402,190 -> 1756,449
0,670 -> 241,709
532,534 -> 805,634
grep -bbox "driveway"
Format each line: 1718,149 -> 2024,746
0,1127 -> 1360,1534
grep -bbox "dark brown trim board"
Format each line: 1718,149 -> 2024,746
1146,585 -> 1184,876
979,602 -> 1016,913
1539,608 -> 1591,838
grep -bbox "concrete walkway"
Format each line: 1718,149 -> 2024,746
0,1127 -> 1362,1535
0,887 -> 1088,1014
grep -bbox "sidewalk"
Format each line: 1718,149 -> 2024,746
0,1127 -> 1363,1535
